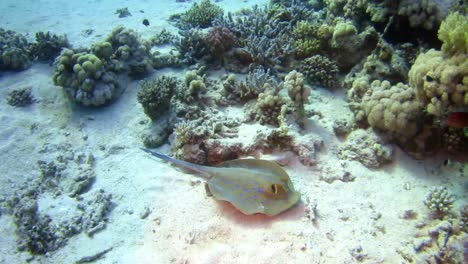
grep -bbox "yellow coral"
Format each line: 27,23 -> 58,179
438,12 -> 468,55
408,49 -> 468,116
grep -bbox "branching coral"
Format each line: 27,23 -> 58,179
203,26 -> 236,63
29,31 -> 70,61
174,29 -> 209,65
180,0 -> 223,28
424,187 -> 455,217
215,4 -> 302,70
219,67 -> 274,102
137,75 -> 178,121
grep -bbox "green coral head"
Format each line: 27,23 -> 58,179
438,12 -> 468,55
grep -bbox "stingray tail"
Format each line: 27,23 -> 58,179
141,148 -> 213,179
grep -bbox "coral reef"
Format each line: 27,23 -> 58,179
203,26 -> 236,63
292,20 -> 321,59
179,0 -> 223,28
174,29 -> 209,65
102,26 -> 152,77
137,75 -> 178,121
408,12 -> 467,117
150,29 -> 176,46
215,3 -> 311,70
151,51 -> 180,69
250,82 -> 286,127
219,67 -> 274,102
411,220 -> 467,263
0,28 -> 32,71
424,187 -> 455,217
285,70 -> 309,127
299,55 -> 339,88
438,12 -> 468,56
398,0 -> 454,30
330,21 -> 379,71
169,69 -> 209,120
29,31 -> 70,61
338,129 -> 394,168
52,26 -> 153,106
52,48 -> 120,106
359,80 -> 423,139
6,87 -> 34,107
409,49 -> 467,117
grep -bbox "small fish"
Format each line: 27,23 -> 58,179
141,148 -> 301,216
142,19 -> 150,26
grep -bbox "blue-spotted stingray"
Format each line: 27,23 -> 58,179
142,148 -> 301,216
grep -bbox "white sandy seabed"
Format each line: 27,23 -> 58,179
0,0 -> 466,263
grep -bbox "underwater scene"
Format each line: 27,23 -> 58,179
0,0 -> 467,263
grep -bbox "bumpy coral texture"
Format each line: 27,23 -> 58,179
103,26 -> 152,77
285,70 -> 309,127
0,28 -> 32,71
398,0 -> 454,30
437,12 -> 468,56
361,80 -> 422,138
409,49 -> 467,116
408,12 -> 468,117
338,128 -> 394,168
52,27 -> 153,106
299,55 -> 339,88
137,76 -> 177,120
254,83 -> 287,127
52,49 -> 119,106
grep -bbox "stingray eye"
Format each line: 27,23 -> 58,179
270,184 -> 279,194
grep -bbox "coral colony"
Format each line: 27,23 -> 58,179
0,0 -> 466,262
